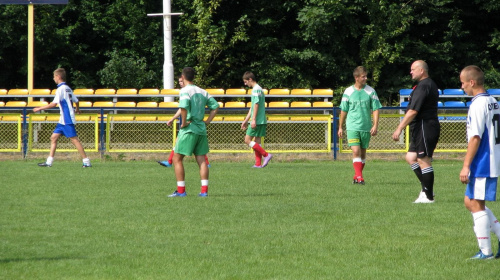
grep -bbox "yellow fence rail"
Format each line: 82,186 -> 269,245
0,114 -> 22,152
104,114 -> 332,153
0,110 -> 469,156
27,114 -> 99,152
338,114 -> 468,153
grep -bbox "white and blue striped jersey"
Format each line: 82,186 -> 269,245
52,82 -> 79,125
467,93 -> 500,178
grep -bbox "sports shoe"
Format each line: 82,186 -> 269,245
82,163 -> 92,168
495,241 -> 500,259
262,153 -> 273,167
414,192 -> 434,203
356,176 -> 365,185
158,160 -> 172,167
252,165 -> 262,168
198,192 -> 208,197
352,176 -> 364,185
207,164 -> 211,168
469,250 -> 494,260
168,190 -> 186,197
38,163 -> 51,167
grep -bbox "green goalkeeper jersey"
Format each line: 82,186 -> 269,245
250,84 -> 267,125
179,84 -> 219,135
339,85 -> 382,131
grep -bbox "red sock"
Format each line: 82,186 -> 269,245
254,150 -> 262,166
201,185 -> 208,193
205,155 -> 209,165
252,143 -> 268,157
177,186 -> 185,194
168,150 -> 175,164
353,162 -> 363,178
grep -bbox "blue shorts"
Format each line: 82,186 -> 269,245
53,123 -> 78,138
465,177 -> 498,201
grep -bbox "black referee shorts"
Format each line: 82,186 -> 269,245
409,119 -> 440,158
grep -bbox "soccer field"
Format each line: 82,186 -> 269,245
0,159 -> 498,279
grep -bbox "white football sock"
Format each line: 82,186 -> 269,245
46,156 -> 54,165
485,207 -> 500,241
472,211 -> 492,255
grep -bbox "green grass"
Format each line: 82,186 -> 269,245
1,159 -> 499,279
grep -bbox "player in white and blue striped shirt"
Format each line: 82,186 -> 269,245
459,65 -> 500,260
33,68 -> 91,168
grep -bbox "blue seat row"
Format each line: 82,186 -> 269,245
400,101 -> 470,107
399,89 -> 500,96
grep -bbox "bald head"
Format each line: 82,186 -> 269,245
410,60 -> 429,82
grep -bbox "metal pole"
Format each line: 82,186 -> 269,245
332,106 -> 337,160
28,4 -> 34,102
163,0 -> 173,90
147,3 -> 182,102
22,108 -> 28,159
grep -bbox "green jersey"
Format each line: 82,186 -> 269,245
250,84 -> 267,125
178,84 -> 219,135
339,85 -> 382,131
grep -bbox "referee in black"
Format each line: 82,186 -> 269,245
392,60 -> 441,203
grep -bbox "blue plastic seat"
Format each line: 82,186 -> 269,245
488,89 -> 500,96
399,89 -> 412,96
444,101 -> 466,107
437,102 -> 444,107
446,116 -> 467,121
400,101 -> 409,107
466,101 -> 472,107
442,89 -> 464,95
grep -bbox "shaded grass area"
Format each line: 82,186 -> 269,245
0,160 -> 498,279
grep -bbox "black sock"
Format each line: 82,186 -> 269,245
421,166 -> 434,200
411,163 -> 424,191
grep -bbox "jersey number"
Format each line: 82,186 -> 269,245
493,114 -> 500,144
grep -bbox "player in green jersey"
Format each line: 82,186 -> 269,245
338,66 -> 382,184
168,67 -> 219,197
241,71 -> 272,168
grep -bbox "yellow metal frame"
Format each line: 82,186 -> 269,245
106,114 -> 177,153
337,113 -> 471,153
0,114 -> 22,152
210,114 -> 332,153
28,114 -> 99,152
338,113 -> 410,153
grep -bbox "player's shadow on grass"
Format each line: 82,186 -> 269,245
0,256 -> 86,264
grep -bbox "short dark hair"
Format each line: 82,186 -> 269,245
353,66 -> 367,78
54,68 -> 67,81
182,67 -> 195,82
461,65 -> 485,86
242,71 -> 256,81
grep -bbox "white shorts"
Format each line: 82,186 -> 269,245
465,177 -> 498,201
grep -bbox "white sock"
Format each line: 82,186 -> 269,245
249,141 -> 256,148
83,158 -> 90,164
201,180 -> 209,186
472,211 -> 492,255
46,157 -> 54,165
485,207 -> 500,241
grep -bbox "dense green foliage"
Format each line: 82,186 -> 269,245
1,160 -> 500,279
1,0 -> 499,104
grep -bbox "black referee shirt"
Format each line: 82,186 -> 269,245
407,77 -> 440,122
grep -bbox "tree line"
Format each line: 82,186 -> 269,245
1,0 -> 499,105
